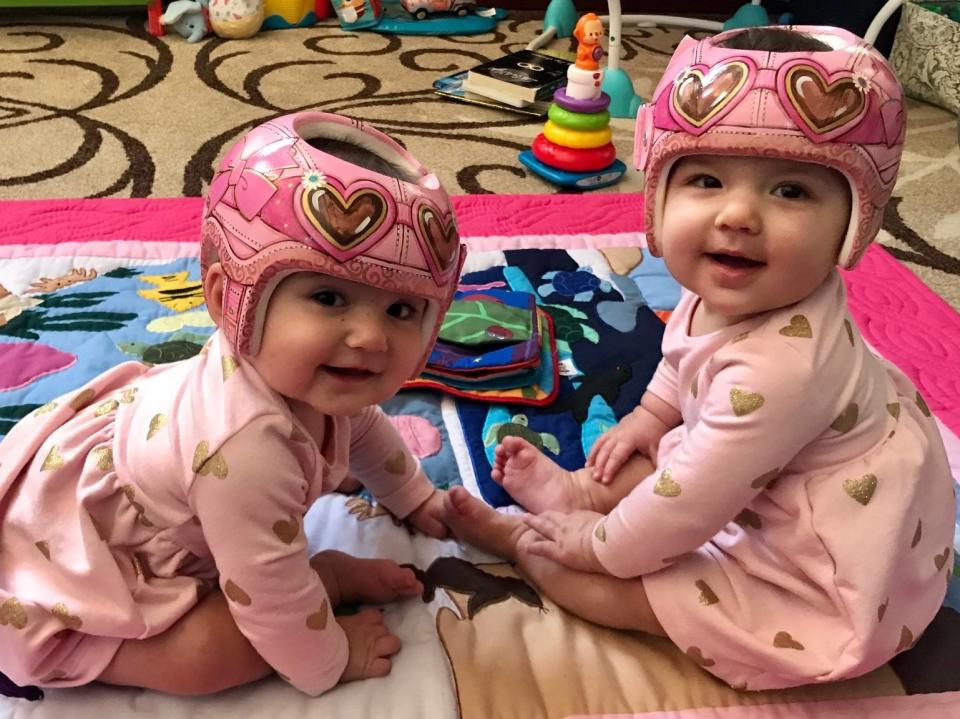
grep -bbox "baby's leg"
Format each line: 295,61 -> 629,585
493,436 -> 654,514
98,590 -> 271,695
444,487 -> 665,635
309,550 -> 422,606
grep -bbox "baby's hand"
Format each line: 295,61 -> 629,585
337,608 -> 402,683
405,489 -> 449,539
521,509 -> 606,573
586,407 -> 666,484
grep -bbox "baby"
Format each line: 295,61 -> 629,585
444,26 -> 956,690
0,112 -> 464,698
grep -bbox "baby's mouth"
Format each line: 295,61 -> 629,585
707,252 -> 765,269
324,365 -> 375,379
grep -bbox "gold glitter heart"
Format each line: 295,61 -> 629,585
773,631 -> 804,650
653,468 -> 681,497
193,440 -> 228,479
685,646 -> 715,667
41,445 -> 64,471
887,402 -> 900,420
934,547 -> 951,572
878,599 -> 888,622
92,446 -> 114,471
843,473 -> 877,506
895,625 -> 914,652
147,413 -> 167,441
594,521 -> 606,542
221,356 -> 238,381
306,599 -> 330,630
119,388 -> 138,404
51,602 -> 82,629
272,518 -> 299,544
915,392 -> 931,417
695,579 -> 718,605
843,319 -> 854,346
778,314 -> 812,339
224,579 -> 252,606
750,468 -> 780,490
731,332 -> 750,344
34,401 -> 57,416
734,508 -> 762,529
830,403 -> 859,433
93,399 -> 120,417
690,374 -> 698,399
730,387 -> 764,417
0,597 -> 28,629
35,541 -> 51,560
384,450 -> 406,475
69,388 -> 96,412
290,425 -> 309,443
911,520 -> 922,549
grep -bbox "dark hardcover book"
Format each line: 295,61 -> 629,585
465,49 -> 571,104
432,69 -> 553,117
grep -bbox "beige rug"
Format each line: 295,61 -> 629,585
0,11 -> 958,308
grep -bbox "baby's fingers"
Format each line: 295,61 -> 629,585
524,537 -> 563,564
522,512 -> 556,539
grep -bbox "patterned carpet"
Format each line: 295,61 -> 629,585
0,11 -> 958,309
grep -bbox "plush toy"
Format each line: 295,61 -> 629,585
208,0 -> 265,38
160,0 -> 211,42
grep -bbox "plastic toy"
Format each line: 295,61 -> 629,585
262,0 -> 330,28
208,0 -> 265,37
160,0 -> 210,41
519,13 -> 626,190
401,0 -> 473,20
331,0 -> 383,28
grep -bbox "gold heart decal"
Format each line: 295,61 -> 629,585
878,599 -> 888,622
41,445 -> 65,471
734,508 -> 762,529
773,631 -> 805,650
685,646 -> 715,667
301,185 -> 388,251
843,473 -> 877,506
911,520 -> 922,549
778,314 -> 813,339
786,65 -> 867,135
35,541 -> 51,560
730,387 -> 764,417
34,401 -> 57,416
94,399 -> 120,417
830,402 -> 859,434
224,579 -> 252,606
306,599 -> 330,630
915,392 -> 931,417
750,468 -> 780,490
653,468 -> 681,497
672,60 -> 749,128
119,388 -> 138,404
272,517 -> 299,544
934,547 -> 951,572
384,450 -> 407,475
92,446 -> 114,472
221,356 -> 238,381
896,625 -> 914,652
418,205 -> 459,273
51,602 -> 82,630
193,440 -> 229,479
0,597 -> 28,629
69,388 -> 96,412
731,332 -> 750,344
695,579 -> 719,606
887,403 -> 901,420
843,319 -> 855,346
594,521 -> 606,542
147,413 -> 167,441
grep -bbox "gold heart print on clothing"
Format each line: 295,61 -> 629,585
34,401 -> 57,416
35,541 -> 51,560
778,314 -> 813,339
121,484 -> 155,528
843,319 -> 855,347
224,579 -> 252,606
93,399 -> 120,417
594,521 -> 606,542
272,518 -> 299,544
221,356 -> 238,381
911,520 -> 922,549
306,599 -> 330,630
51,602 -> 82,630
729,387 -> 764,417
69,387 -> 96,412
0,597 -> 28,629
915,392 -> 931,417
887,402 -> 901,420
750,468 -> 780,490
653,468 -> 681,497
193,440 -> 229,479
41,445 -> 65,471
734,509 -> 762,529
695,580 -> 718,606
92,446 -> 114,471
290,425 -> 309,443
934,547 -> 951,572
843,474 -> 877,506
830,403 -> 859,433
119,388 -> 138,404
685,646 -> 715,667
773,631 -> 805,650
896,626 -> 914,652
147,413 -> 167,441
878,599 -> 888,622
384,450 -> 407,475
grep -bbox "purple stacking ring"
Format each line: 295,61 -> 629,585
553,88 -> 611,114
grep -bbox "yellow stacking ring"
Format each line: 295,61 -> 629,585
548,104 -> 611,132
542,120 -> 612,149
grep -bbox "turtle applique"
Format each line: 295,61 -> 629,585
484,414 -> 560,454
537,270 -> 612,302
117,332 -> 210,364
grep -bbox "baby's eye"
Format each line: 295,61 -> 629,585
388,302 -> 420,320
312,290 -> 345,307
689,174 -> 722,189
773,183 -> 809,199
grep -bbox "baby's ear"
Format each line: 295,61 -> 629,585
203,262 -> 227,328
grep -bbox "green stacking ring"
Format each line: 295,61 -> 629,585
548,104 -> 611,132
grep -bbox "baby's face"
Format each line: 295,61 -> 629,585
247,272 -> 427,416
659,154 -> 851,327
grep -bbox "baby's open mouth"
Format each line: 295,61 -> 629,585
707,252 -> 765,269
324,366 -> 374,378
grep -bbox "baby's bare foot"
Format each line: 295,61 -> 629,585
310,550 -> 422,606
492,436 -> 588,513
443,487 -> 529,560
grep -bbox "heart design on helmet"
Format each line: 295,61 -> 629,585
299,180 -> 391,256
417,203 -> 459,275
785,65 -> 866,136
671,60 -> 749,131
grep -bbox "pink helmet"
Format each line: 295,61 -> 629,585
201,111 -> 465,374
634,26 -> 906,269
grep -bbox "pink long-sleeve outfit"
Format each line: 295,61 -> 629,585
0,331 -> 433,695
592,272 -> 955,690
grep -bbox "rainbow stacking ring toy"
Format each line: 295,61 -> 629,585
553,87 -> 610,114
531,134 -> 616,172
548,104 -> 611,132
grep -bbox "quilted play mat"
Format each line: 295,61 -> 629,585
1,194 -> 959,718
